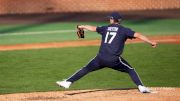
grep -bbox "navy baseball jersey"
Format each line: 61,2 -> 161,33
66,24 -> 144,87
96,24 -> 135,59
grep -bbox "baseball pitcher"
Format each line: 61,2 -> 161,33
56,12 -> 157,93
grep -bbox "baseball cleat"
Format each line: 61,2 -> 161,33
56,80 -> 72,89
138,85 -> 151,93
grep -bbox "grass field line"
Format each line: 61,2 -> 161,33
0,29 -> 76,36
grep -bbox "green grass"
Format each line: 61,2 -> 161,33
123,19 -> 180,35
0,43 -> 179,94
0,19 -> 180,45
0,22 -> 101,45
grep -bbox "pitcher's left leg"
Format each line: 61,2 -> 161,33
56,56 -> 103,89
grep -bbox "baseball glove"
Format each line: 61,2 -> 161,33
77,25 -> 85,38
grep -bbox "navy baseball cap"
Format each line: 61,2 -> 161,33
108,12 -> 122,20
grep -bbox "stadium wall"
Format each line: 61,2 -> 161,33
0,0 -> 180,15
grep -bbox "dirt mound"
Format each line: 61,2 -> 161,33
0,87 -> 179,101
0,35 -> 180,51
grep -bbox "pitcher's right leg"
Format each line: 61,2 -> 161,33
108,57 -> 150,93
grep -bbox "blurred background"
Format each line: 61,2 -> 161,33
0,0 -> 180,45
0,0 -> 180,23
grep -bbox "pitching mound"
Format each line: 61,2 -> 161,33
0,87 -> 179,101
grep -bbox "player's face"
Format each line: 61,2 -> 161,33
110,18 -> 115,24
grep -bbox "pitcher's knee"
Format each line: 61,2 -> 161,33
124,68 -> 134,73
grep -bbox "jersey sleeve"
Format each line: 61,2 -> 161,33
96,26 -> 106,34
124,27 -> 135,39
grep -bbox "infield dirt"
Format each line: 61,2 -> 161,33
0,87 -> 179,101
0,35 -> 179,51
